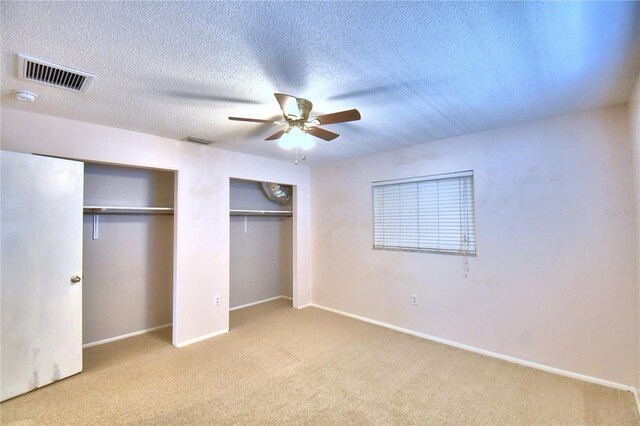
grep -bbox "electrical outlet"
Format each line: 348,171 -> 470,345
411,294 -> 418,305
214,295 -> 221,306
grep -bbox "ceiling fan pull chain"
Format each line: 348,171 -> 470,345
295,146 -> 299,165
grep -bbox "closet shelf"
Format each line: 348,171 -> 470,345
83,206 -> 174,216
230,209 -> 292,217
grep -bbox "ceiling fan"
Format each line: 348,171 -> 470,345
228,93 -> 361,148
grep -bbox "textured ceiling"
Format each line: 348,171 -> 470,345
2,2 -> 639,163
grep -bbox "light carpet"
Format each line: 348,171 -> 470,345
1,298 -> 637,425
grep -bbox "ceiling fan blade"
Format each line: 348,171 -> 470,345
307,127 -> 339,141
265,129 -> 288,141
229,117 -> 279,124
313,109 -> 361,125
274,93 -> 301,119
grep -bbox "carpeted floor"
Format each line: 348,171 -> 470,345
1,298 -> 637,425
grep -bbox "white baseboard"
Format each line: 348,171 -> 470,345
174,328 -> 229,348
296,303 -> 312,309
310,303 -> 637,394
83,323 -> 172,348
173,296 -> 291,348
230,295 -> 291,311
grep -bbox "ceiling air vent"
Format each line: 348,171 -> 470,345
184,136 -> 214,145
17,54 -> 95,92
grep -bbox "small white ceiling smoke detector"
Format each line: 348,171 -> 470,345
15,90 -> 37,102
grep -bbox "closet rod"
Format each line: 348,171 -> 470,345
83,206 -> 174,216
84,206 -> 174,240
230,209 -> 292,217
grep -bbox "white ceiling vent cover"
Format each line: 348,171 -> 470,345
17,54 -> 95,92
184,136 -> 214,145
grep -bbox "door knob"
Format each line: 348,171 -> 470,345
70,275 -> 82,284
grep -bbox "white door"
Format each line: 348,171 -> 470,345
1,151 -> 84,401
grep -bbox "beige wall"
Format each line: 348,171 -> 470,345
310,106 -> 639,387
84,162 -> 175,207
83,163 -> 174,344
0,107 -> 312,347
230,179 -> 291,212
230,216 -> 292,306
230,179 -> 292,308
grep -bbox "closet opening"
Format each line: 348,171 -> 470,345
229,178 -> 293,328
82,162 -> 175,349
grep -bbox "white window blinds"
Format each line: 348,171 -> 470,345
372,171 -> 476,255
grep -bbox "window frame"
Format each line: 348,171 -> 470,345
371,170 -> 477,256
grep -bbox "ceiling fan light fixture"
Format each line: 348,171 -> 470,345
300,136 -> 315,151
277,133 -> 295,150
278,126 -> 315,151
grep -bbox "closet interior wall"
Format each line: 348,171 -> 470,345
230,179 -> 292,309
83,163 -> 174,345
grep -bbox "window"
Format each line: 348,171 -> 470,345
372,171 -> 476,255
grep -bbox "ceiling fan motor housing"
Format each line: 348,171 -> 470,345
294,98 -> 313,121
228,93 -> 360,143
